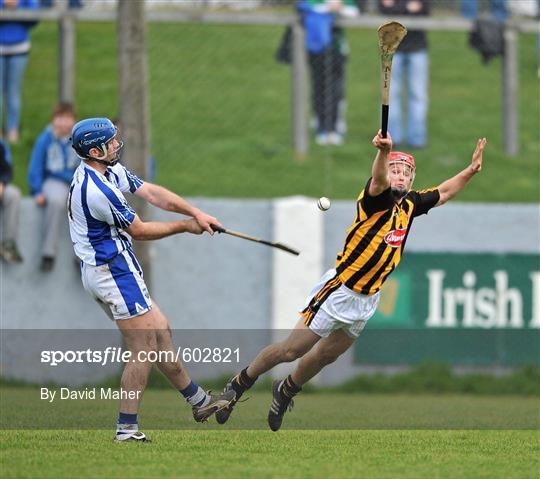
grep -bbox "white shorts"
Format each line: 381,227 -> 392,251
300,268 -> 380,338
81,249 -> 152,321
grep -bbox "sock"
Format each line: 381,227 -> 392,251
180,381 -> 210,407
231,367 -> 258,397
116,412 -> 138,437
280,375 -> 302,400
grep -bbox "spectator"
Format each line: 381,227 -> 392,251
28,102 -> 78,272
461,0 -> 508,22
0,138 -> 23,263
378,0 -> 430,149
0,0 -> 39,144
297,0 -> 359,146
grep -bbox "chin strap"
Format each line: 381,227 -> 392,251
85,140 -> 124,167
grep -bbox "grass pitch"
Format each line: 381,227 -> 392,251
2,430 -> 538,479
1,388 -> 539,478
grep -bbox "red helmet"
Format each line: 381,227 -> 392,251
389,151 -> 415,170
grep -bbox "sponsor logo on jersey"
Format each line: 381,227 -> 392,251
384,228 -> 407,247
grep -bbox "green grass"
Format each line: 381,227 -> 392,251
10,22 -> 539,201
2,387 -> 539,429
1,430 -> 538,479
2,387 -> 538,477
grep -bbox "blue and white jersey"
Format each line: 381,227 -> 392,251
68,162 -> 144,265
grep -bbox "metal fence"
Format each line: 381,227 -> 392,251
2,2 -> 538,163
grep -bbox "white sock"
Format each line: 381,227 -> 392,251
187,386 -> 210,407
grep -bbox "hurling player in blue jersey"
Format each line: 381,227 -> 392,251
68,118 -> 234,442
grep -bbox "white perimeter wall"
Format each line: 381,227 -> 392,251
1,198 -> 538,384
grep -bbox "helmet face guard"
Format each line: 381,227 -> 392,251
388,151 -> 416,183
388,151 -> 416,198
71,118 -> 123,166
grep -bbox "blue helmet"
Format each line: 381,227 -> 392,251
71,117 -> 122,163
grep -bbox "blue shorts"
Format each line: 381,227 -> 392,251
81,249 -> 152,321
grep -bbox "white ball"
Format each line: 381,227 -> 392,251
317,196 -> 331,211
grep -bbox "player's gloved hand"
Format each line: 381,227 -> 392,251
372,130 -> 393,152
193,210 -> 222,236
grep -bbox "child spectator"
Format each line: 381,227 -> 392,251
28,103 -> 78,271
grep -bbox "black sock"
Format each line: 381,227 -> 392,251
231,367 -> 257,397
280,375 -> 301,400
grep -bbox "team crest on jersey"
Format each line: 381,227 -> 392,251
384,228 -> 407,247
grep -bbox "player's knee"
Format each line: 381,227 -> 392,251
281,346 -> 304,362
131,330 -> 158,356
155,328 -> 172,346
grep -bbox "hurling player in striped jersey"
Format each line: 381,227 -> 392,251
216,130 -> 487,431
68,118 -> 235,441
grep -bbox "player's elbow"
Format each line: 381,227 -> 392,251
126,221 -> 146,240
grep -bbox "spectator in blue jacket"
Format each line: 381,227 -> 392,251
297,0 -> 359,146
0,0 -> 39,143
0,138 -> 22,263
39,0 -> 82,8
461,0 -> 508,22
28,103 -> 78,272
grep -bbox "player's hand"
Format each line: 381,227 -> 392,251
194,211 -> 222,235
407,1 -> 423,13
35,194 -> 46,206
0,182 -> 4,200
470,137 -> 487,174
372,130 -> 393,152
328,0 -> 343,12
185,218 -> 205,235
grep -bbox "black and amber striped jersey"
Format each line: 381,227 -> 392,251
335,178 -> 440,295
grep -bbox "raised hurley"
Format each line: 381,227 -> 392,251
377,21 -> 407,138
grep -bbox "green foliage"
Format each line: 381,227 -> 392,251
10,22 -> 539,202
337,362 -> 540,395
3,362 -> 537,395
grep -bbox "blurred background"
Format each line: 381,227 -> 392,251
1,0 -> 539,392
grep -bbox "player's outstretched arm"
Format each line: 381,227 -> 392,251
436,137 -> 487,206
369,130 -> 393,196
125,214 -> 204,241
134,182 -> 221,235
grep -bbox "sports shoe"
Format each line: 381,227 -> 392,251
328,131 -> 344,146
267,380 -> 294,432
215,379 -> 240,425
40,256 -> 55,272
0,240 -> 23,264
315,132 -> 328,146
114,430 -> 148,442
192,389 -> 236,423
